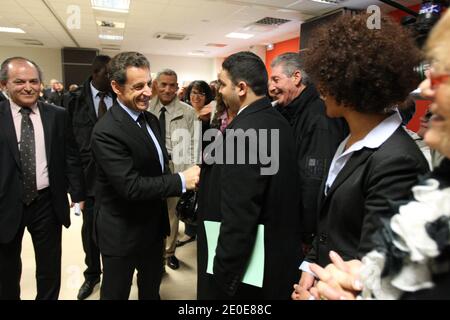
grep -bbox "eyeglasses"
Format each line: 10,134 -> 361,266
190,91 -> 206,97
430,72 -> 450,89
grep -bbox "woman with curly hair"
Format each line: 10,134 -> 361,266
292,13 -> 430,300
298,10 -> 450,300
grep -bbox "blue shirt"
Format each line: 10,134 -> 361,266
116,100 -> 186,192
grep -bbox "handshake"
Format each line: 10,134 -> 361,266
181,165 -> 201,190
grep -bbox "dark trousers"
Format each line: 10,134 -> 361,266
0,189 -> 62,300
100,239 -> 164,300
81,197 -> 101,282
184,222 -> 197,238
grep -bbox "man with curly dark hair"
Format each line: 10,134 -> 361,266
292,13 -> 430,300
270,52 -> 347,252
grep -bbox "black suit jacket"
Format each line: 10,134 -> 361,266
47,90 -> 65,107
91,102 -> 183,257
197,97 -> 303,299
0,91 -> 8,102
306,127 -> 430,266
0,100 -> 85,244
68,78 -> 116,196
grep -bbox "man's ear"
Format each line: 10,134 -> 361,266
292,70 -> 302,86
236,81 -> 248,97
110,80 -> 122,96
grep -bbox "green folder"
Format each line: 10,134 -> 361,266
204,221 -> 265,288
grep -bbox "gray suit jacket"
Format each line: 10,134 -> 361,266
148,97 -> 198,172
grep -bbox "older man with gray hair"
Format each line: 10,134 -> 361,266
148,68 -> 197,271
269,52 -> 347,253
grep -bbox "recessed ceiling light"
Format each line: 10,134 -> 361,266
226,32 -> 254,39
96,20 -> 125,28
99,34 -> 123,40
0,26 -> 25,33
91,0 -> 130,13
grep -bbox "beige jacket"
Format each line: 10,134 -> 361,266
148,97 -> 199,172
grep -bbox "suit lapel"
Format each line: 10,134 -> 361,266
38,101 -> 54,162
85,89 -> 98,124
0,101 -> 21,169
318,148 -> 373,213
112,104 -> 160,165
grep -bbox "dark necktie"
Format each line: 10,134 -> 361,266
159,107 -> 166,148
19,107 -> 38,205
137,113 -> 153,143
97,92 -> 107,119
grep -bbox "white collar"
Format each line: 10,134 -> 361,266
237,104 -> 249,116
117,99 -> 141,122
337,111 -> 402,159
90,81 -> 110,99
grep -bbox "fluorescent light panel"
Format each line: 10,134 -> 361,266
226,32 -> 254,39
0,26 -> 25,33
99,34 -> 123,40
91,0 -> 130,13
311,0 -> 339,4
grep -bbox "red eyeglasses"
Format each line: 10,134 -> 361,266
430,72 -> 450,89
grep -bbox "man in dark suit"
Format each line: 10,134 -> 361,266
47,81 -> 65,107
67,55 -> 114,300
196,51 -> 303,299
91,52 -> 200,300
0,57 -> 85,299
42,79 -> 57,102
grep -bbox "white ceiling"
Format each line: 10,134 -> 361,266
0,0 -> 421,58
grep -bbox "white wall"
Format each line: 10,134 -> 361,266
0,46 -> 62,86
141,53 -> 215,86
211,46 -> 266,81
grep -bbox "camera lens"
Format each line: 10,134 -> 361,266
414,61 -> 431,81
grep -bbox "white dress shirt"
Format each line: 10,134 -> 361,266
10,100 -> 49,191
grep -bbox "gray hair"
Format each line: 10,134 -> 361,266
156,68 -> 178,82
0,57 -> 43,83
109,51 -> 150,85
270,52 -> 310,85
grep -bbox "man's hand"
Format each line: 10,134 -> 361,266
182,165 -> 201,190
309,251 -> 362,300
70,201 -> 85,211
198,104 -> 212,122
292,271 -> 316,300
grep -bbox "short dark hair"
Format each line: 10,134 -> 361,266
0,57 -> 43,83
185,80 -> 213,105
91,55 -> 111,74
304,13 -> 421,114
109,52 -> 150,85
222,51 -> 268,96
